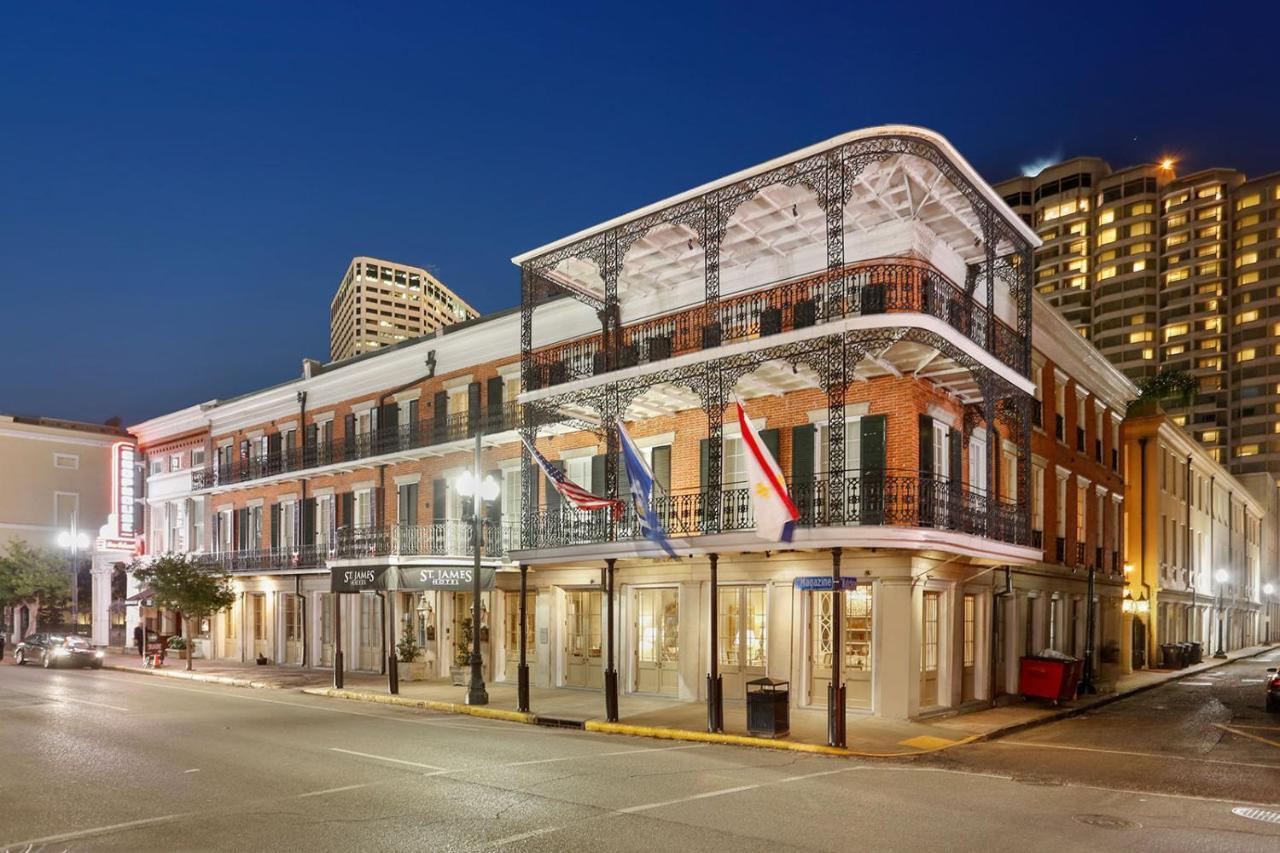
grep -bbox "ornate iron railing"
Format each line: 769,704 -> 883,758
521,469 -> 1027,551
191,403 -> 522,491
195,544 -> 326,574
525,260 -> 1026,391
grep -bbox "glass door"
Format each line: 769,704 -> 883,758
504,591 -> 536,681
635,588 -> 679,696
920,591 -> 940,707
808,587 -> 873,710
563,590 -> 602,688
718,585 -> 766,700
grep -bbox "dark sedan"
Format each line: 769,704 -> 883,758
13,633 -> 104,669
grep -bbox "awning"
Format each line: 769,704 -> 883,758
125,587 -> 156,602
329,566 -> 496,593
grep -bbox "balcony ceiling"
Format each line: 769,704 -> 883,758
542,153 -> 989,304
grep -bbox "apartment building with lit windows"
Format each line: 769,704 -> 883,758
329,256 -> 479,361
996,160 -> 1280,477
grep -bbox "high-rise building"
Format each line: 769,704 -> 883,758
996,160 -> 1280,475
329,256 -> 478,362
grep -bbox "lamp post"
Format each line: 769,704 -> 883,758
57,516 -> 90,637
1213,568 -> 1229,659
456,429 -> 499,706
1263,582 -> 1275,644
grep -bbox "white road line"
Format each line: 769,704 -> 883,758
495,743 -> 707,769
183,768 -> 200,774
1178,681 -> 1215,686
296,783 -> 374,799
56,695 -> 129,712
329,747 -> 449,771
991,739 -> 1280,770
1,810 -> 194,848
490,825 -> 568,846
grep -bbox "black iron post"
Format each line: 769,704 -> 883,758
1214,579 -> 1227,658
333,593 -> 344,689
604,558 -> 619,722
517,563 -> 530,713
828,547 -> 846,748
387,587 -> 399,695
1079,558 -> 1097,695
707,553 -> 722,733
467,428 -> 489,705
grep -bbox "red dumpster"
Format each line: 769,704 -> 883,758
1018,656 -> 1081,703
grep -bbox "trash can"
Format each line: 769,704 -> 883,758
1019,656 -> 1080,703
1189,642 -> 1203,665
1161,643 -> 1185,670
1177,643 -> 1193,668
746,677 -> 790,738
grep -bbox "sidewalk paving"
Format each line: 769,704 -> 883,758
94,644 -> 1277,757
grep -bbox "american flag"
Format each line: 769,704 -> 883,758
518,434 -> 622,518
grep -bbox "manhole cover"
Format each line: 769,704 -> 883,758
1072,814 -> 1141,830
1232,807 -> 1280,825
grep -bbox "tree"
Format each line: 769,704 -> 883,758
1131,367 -> 1197,411
129,554 -> 237,671
0,539 -> 71,637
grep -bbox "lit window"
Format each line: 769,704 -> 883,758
1098,209 -> 1116,225
1237,310 -> 1260,324
1142,348 -> 1155,360
1128,330 -> 1152,344
1132,260 -> 1146,272
1235,252 -> 1259,268
1098,228 -> 1118,245
1235,193 -> 1260,210
1237,348 -> 1257,363
1237,444 -> 1260,458
1166,268 -> 1189,284
1098,266 -> 1117,280
1163,323 -> 1188,341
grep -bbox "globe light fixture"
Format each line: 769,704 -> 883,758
1214,568 -> 1229,584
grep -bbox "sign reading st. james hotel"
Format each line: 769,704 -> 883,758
329,566 -> 495,592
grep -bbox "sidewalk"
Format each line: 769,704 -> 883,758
94,644 -> 1276,757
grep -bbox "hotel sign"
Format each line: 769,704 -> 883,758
113,441 -> 137,539
396,566 -> 495,591
330,567 -> 391,593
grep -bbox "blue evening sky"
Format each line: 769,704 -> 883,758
2,1 -> 1276,425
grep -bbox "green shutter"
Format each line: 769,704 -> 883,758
699,438 -> 710,489
918,414 -> 934,474
761,428 -> 780,463
431,479 -> 446,523
792,424 -> 815,524
860,416 -> 886,525
485,471 -> 501,524
270,504 -> 280,549
591,454 -> 606,495
651,445 -> 672,493
546,461 -> 563,514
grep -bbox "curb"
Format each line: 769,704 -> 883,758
971,645 -> 1279,744
102,664 -> 286,690
301,687 -> 536,724
302,687 -> 977,758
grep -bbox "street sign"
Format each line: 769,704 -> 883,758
793,576 -> 857,591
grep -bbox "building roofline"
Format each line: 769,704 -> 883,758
512,124 -> 1040,265
0,413 -> 131,438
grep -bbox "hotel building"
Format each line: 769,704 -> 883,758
115,127 -> 1271,730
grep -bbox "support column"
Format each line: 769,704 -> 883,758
828,337 -> 847,525
706,553 -> 722,733
518,563 -> 530,713
333,592 -> 344,689
828,547 -> 846,747
387,589 -> 399,695
604,558 -> 619,722
90,558 -> 114,647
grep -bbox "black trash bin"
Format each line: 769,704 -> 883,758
1189,642 -> 1203,664
1177,643 -> 1192,668
746,677 -> 790,738
1161,643 -> 1185,670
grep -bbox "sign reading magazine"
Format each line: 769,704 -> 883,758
396,566 -> 496,591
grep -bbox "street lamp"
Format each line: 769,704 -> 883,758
1213,568 -> 1229,659
454,431 -> 499,706
57,524 -> 90,636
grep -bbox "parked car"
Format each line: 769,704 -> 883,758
13,634 -> 104,669
1267,667 -> 1280,712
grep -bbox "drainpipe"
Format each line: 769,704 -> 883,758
990,566 -> 1012,707
1185,454 -> 1193,643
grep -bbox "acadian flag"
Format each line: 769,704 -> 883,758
616,420 -> 678,558
736,399 -> 800,542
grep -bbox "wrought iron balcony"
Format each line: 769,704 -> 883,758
520,469 -> 1028,552
191,403 -> 522,491
524,260 -> 1026,392
196,544 -> 326,574
1076,541 -> 1086,566
330,520 -> 518,561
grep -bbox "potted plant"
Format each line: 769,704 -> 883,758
396,632 -> 423,682
167,634 -> 189,660
451,617 -> 472,686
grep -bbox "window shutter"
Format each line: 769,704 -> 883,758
791,424 -> 815,524
546,461 -> 564,514
343,413 -> 356,454
616,451 -> 630,500
949,430 -> 962,484
340,492 -> 354,530
651,445 -> 672,493
918,415 -> 934,475
487,376 -> 504,430
302,498 -> 316,543
860,415 -> 886,525
467,381 -> 482,435
211,512 -> 220,553
761,428 -> 780,463
270,503 -> 281,549
433,391 -> 448,441
431,478 -> 447,523
486,471 -> 501,524
591,455 -> 606,495
380,403 -> 398,448
699,439 -> 710,489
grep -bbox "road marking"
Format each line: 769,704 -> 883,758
1,810 -> 194,848
1238,678 -> 1266,684
329,747 -> 449,771
1214,723 -> 1280,750
496,743 -> 707,769
56,695 -> 129,712
1178,681 -> 1215,686
990,739 -> 1280,770
618,784 -> 763,814
490,825 -> 568,846
183,768 -> 200,774
296,783 -> 374,799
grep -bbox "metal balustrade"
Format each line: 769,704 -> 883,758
525,260 -> 1027,392
521,469 -> 1028,551
190,403 -> 521,491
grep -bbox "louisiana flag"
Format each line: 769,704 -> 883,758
737,399 -> 800,542
616,419 -> 678,558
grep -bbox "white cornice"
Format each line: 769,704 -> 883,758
1033,295 -> 1137,412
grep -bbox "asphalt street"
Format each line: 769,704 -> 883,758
1,657 -> 1278,852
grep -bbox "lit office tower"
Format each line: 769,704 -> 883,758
996,160 -> 1280,475
329,257 -> 479,362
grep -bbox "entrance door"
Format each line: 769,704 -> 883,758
250,593 -> 268,659
319,593 -> 334,667
808,587 -> 873,710
222,604 -> 237,659
504,591 -> 536,682
961,593 -> 977,702
635,588 -> 679,696
718,585 -> 766,700
563,590 -> 602,688
453,592 -> 490,675
358,592 -> 382,671
283,594 -> 303,666
920,591 -> 940,707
